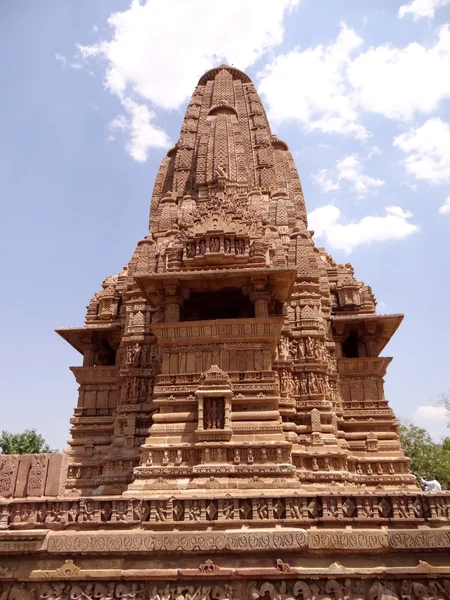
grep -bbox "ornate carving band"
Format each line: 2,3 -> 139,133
47,529 -> 308,554
2,527 -> 449,556
1,579 -> 450,600
308,530 -> 387,551
389,529 -> 450,549
2,493 -> 450,530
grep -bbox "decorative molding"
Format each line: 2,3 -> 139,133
47,530 -> 308,554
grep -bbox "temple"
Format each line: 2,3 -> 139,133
1,64 -> 449,600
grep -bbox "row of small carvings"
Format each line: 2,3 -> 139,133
68,454 -> 408,476
1,493 -> 449,527
158,371 -> 276,384
1,579 -> 450,600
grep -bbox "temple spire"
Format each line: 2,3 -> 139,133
149,64 -> 307,231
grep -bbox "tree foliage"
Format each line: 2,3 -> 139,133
0,429 -> 53,455
438,391 -> 450,428
398,421 -> 450,488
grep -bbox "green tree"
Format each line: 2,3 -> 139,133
436,437 -> 450,487
399,421 -> 450,488
0,429 -> 53,454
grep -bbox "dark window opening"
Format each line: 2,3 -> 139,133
93,336 -> 117,366
342,330 -> 360,358
181,288 -> 254,321
270,300 -> 283,316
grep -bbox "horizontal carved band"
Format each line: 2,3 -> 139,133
47,529 -> 308,554
2,527 -> 450,555
2,579 -> 450,600
1,493 -> 450,531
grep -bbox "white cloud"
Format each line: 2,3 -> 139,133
348,26 -> 450,120
399,0 -> 450,20
412,405 -> 449,441
394,118 -> 450,184
258,23 -> 450,137
55,52 -> 83,70
313,153 -> 384,198
108,99 -> 171,162
78,0 -> 299,111
259,23 -> 368,139
439,196 -> 450,213
76,0 -> 299,160
367,145 -> 381,159
55,53 -> 67,67
312,169 -> 340,193
308,204 -> 418,253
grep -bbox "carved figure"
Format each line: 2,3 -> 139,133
188,500 -> 201,521
210,237 -> 220,252
300,376 -> 308,396
368,581 -> 399,600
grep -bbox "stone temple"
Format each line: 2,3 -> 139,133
1,65 -> 450,599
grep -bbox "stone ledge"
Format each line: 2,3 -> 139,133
1,527 -> 449,556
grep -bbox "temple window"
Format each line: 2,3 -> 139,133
342,330 -> 362,358
180,288 -> 254,321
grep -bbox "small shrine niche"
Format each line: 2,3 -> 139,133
195,365 -> 233,442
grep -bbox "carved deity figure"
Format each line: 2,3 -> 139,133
203,398 -> 225,430
362,497 -> 374,517
186,243 -> 196,258
279,336 -> 290,358
299,339 -> 306,359
300,375 -> 308,396
309,373 -> 318,395
224,238 -> 231,253
199,239 -> 206,255
281,370 -> 289,393
155,500 -> 167,522
235,239 -> 245,254
317,375 -> 324,394
126,345 -> 134,365
188,500 -> 201,521
287,372 -> 295,396
223,499 -> 235,520
210,237 -> 220,252
256,500 -> 268,519
289,339 -> 298,359
132,343 -> 141,366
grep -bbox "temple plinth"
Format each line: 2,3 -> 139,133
1,64 -> 450,600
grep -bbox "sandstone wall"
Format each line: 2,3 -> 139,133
0,453 -> 67,498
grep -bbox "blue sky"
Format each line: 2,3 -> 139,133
1,0 -> 450,450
